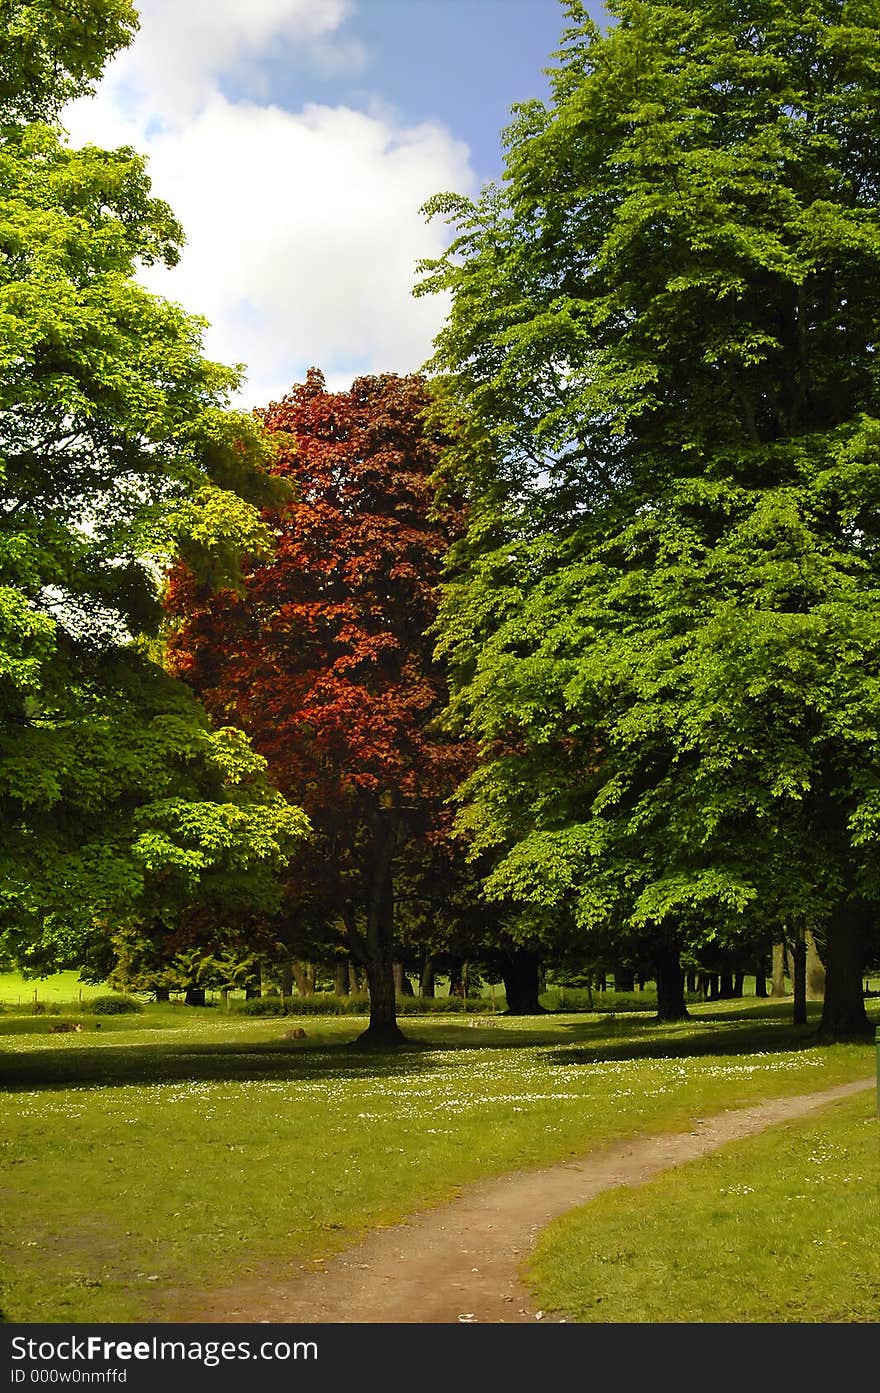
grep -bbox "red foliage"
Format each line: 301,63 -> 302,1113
166,367 -> 469,837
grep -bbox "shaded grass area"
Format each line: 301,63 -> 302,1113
527,1091 -> 880,1322
1,1002 -> 876,1323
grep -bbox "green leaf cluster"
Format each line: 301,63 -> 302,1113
0,2 -> 308,967
424,0 -> 880,991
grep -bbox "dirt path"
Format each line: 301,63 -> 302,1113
167,1078 -> 874,1324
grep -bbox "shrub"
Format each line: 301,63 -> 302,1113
236,994 -> 370,1017
398,995 -> 496,1014
234,993 -> 500,1018
88,994 -> 144,1015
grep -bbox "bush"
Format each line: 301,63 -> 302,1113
88,994 -> 144,1015
398,995 -> 496,1014
234,993 -> 500,1018
236,994 -> 369,1017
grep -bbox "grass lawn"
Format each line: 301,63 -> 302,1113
1,996 -> 877,1323
527,1090 -> 880,1322
0,971 -> 109,1007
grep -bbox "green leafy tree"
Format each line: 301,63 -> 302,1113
419,0 -> 880,1036
0,0 -> 307,966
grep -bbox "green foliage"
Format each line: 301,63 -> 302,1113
234,993 -> 496,1017
0,1 -> 309,969
88,993 -> 143,1015
420,0 -> 880,1029
0,0 -> 138,126
236,993 -> 370,1017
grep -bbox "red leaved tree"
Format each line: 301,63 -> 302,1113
166,369 -> 469,1044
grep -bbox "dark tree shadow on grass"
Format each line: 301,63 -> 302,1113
546,1017 -> 875,1067
0,1035 -> 444,1091
2,999 -> 875,1090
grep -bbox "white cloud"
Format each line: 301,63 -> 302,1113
62,0 -> 473,409
106,0 -> 363,121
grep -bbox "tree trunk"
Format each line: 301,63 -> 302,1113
805,928 -> 826,1000
754,962 -> 767,997
819,902 -> 871,1040
719,972 -> 734,999
733,972 -> 745,998
500,949 -> 547,1015
655,945 -> 689,1022
153,986 -> 170,1002
244,983 -> 260,1000
184,985 -> 205,1006
291,960 -> 315,996
334,960 -> 350,996
348,961 -> 360,995
448,957 -> 464,997
279,961 -> 294,998
356,816 -> 405,1047
771,941 -> 786,996
791,924 -> 807,1025
614,969 -> 635,992
419,955 -> 436,998
686,972 -> 700,994
393,961 -> 415,996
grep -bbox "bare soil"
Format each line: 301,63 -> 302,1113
163,1078 -> 873,1324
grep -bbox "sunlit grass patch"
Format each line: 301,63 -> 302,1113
526,1092 -> 880,1322
0,1005 -> 875,1322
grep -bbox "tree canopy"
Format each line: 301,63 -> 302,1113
166,370 -> 471,1043
418,0 -> 880,1035
0,0 -> 308,968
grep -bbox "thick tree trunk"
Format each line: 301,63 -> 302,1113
153,986 -> 170,1002
719,972 -> 734,999
419,955 -> 436,998
771,942 -> 786,997
356,816 -> 405,1047
244,983 -> 261,1000
334,960 -> 349,996
686,972 -> 700,994
791,925 -> 807,1025
614,969 -> 635,992
733,972 -> 745,998
500,949 -> 547,1015
819,902 -> 871,1040
279,961 -> 294,998
184,985 -> 205,1006
754,962 -> 767,997
655,945 -> 689,1022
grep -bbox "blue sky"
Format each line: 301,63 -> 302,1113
64,0 -> 607,407
252,0 -> 573,183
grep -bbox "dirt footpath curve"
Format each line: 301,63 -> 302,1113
168,1078 -> 874,1324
